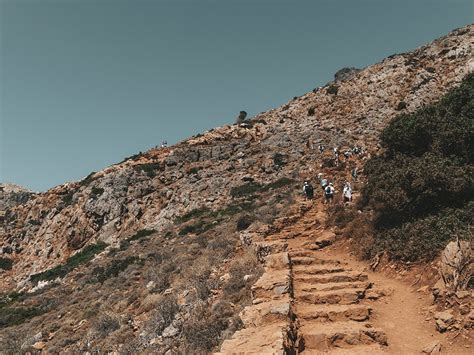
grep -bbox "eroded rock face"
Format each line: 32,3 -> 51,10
0,183 -> 35,210
334,67 -> 362,82
439,240 -> 472,291
0,25 -> 472,290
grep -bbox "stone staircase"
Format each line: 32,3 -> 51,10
217,204 -> 389,354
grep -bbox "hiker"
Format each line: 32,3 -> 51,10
161,140 -> 168,148
318,145 -> 325,153
351,167 -> 358,181
324,183 -> 335,204
320,177 -> 328,190
342,182 -> 352,202
303,181 -> 314,200
353,146 -> 363,155
334,147 -> 340,166
343,150 -> 351,160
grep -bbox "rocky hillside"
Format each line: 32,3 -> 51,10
0,184 -> 35,211
0,25 -> 472,353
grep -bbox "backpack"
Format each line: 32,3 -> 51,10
325,185 -> 333,195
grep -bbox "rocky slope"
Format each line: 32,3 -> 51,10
0,24 -> 472,353
0,183 -> 35,211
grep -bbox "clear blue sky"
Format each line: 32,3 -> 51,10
0,0 -> 472,191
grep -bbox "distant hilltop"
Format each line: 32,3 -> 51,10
0,183 -> 35,210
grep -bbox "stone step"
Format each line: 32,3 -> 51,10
302,234 -> 336,250
293,264 -> 348,275
294,272 -> 368,284
295,304 -> 372,322
251,269 -> 291,300
297,288 -> 367,305
295,281 -> 372,293
219,322 -> 296,354
240,297 -> 292,327
291,256 -> 341,266
300,343 -> 386,354
289,250 -> 320,258
300,322 -> 388,351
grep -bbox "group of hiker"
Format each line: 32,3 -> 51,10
303,174 -> 352,204
318,144 -> 365,166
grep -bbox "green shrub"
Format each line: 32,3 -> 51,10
0,292 -> 23,310
90,256 -> 140,284
396,101 -> 407,110
179,220 -> 214,236
62,192 -> 74,206
0,306 -> 45,328
327,84 -> 339,95
0,257 -> 13,271
360,73 -> 474,261
188,167 -> 201,175
128,229 -> 155,242
90,187 -> 104,198
119,229 -> 156,250
272,153 -> 287,167
231,178 -> 295,198
175,207 -> 211,224
236,215 -> 254,231
31,242 -> 108,283
261,177 -> 295,192
230,182 -> 263,198
79,172 -> 96,187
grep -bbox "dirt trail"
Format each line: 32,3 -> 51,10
218,202 -> 471,354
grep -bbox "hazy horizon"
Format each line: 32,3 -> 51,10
1,0 -> 472,191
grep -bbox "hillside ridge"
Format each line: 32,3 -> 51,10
0,24 -> 472,353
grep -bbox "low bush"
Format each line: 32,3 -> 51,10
360,73 -> 473,261
119,229 -> 156,250
0,306 -> 45,328
327,84 -> 339,95
0,257 -> 13,271
326,203 -> 357,228
92,311 -> 120,338
396,101 -> 407,110
224,250 -> 263,304
179,220 -> 214,236
175,207 -> 211,224
90,187 -> 104,198
236,215 -> 254,231
0,329 -> 24,354
128,229 -> 155,242
79,172 -> 97,187
182,302 -> 229,352
261,177 -> 295,192
62,192 -> 74,206
145,294 -> 179,335
272,153 -> 287,167
31,241 -> 108,283
90,256 -> 140,284
230,182 -> 262,198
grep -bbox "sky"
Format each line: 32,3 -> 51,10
0,0 -> 472,191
